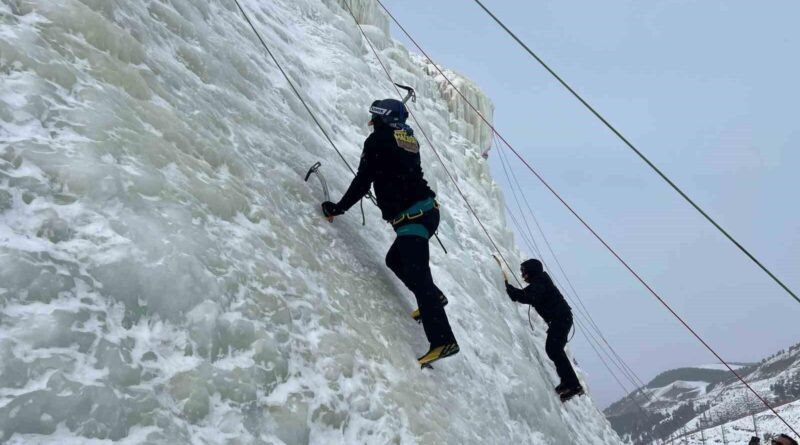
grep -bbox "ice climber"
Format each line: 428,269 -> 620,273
504,259 -> 584,401
321,98 -> 459,367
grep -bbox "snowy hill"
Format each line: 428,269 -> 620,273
605,343 -> 800,444
674,400 -> 800,444
0,0 -> 620,443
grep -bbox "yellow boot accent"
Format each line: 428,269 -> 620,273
417,346 -> 445,365
417,343 -> 459,365
410,294 -> 448,322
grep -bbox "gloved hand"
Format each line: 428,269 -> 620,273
321,201 -> 344,218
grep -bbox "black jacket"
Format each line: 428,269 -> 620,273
506,272 -> 572,325
337,123 -> 435,221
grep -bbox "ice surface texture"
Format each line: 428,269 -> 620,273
0,0 -> 620,443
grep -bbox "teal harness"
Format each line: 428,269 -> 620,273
391,197 -> 437,239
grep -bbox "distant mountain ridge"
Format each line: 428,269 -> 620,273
645,366 -> 737,390
604,343 -> 800,444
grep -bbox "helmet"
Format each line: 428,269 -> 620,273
520,259 -> 543,277
369,99 -> 408,126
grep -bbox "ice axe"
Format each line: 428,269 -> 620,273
304,162 -> 334,222
394,83 -> 416,104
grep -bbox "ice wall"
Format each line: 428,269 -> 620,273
0,0 -> 620,443
419,58 -> 495,154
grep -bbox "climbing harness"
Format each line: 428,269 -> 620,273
492,132 -> 649,396
389,197 -> 447,253
390,198 -> 438,226
373,1 -> 795,434
342,0 -> 513,281
385,83 -> 448,253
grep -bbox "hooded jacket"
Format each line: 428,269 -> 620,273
337,122 -> 435,221
506,271 -> 572,325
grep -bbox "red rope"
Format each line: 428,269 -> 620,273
373,0 -> 798,435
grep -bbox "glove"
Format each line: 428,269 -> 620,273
505,282 -> 519,302
321,201 -> 344,218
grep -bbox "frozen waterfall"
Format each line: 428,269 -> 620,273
0,0 -> 621,443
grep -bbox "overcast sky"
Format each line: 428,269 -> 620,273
383,0 -> 800,407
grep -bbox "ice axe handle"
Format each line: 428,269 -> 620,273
492,255 -> 509,282
304,161 -> 331,206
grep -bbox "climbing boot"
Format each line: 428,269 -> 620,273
559,385 -> 585,402
417,342 -> 459,367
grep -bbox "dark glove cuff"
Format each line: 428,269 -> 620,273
322,201 -> 343,217
505,284 -> 516,301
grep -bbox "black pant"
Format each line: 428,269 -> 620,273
546,317 -> 580,387
385,209 -> 456,347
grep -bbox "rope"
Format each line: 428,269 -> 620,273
470,0 -> 799,307
568,322 -> 575,343
493,134 -> 646,386
340,1 -> 522,289
375,1 -> 797,435
340,0 -> 549,346
497,207 -> 547,333
355,0 -> 645,406
232,0 -> 376,209
495,133 -> 652,402
579,314 -> 633,396
232,1 -> 792,433
496,217 -> 640,404
493,123 -> 654,402
493,254 -> 534,333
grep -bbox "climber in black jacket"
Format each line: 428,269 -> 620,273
505,259 -> 584,401
321,98 -> 458,367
